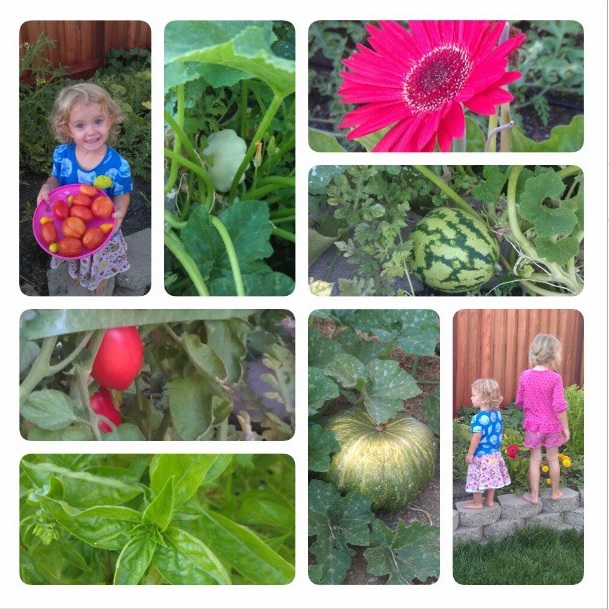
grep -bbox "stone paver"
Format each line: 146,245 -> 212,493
497,493 -> 543,519
539,487 -> 580,513
455,501 -> 501,528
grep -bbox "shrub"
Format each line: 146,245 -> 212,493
564,384 -> 584,457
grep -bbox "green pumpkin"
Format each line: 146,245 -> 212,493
323,408 -> 437,512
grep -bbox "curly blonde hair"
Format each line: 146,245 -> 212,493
471,378 -> 503,409
528,334 -> 562,370
49,83 -> 124,143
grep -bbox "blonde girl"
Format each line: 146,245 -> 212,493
36,83 -> 132,295
515,334 -> 570,504
464,379 -> 511,509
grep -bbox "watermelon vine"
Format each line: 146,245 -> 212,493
308,310 -> 440,585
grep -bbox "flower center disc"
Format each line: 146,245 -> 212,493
403,45 -> 472,113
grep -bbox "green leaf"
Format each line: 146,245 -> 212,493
308,165 -> 347,194
534,235 -> 580,265
363,359 -> 422,425
36,496 -> 142,550
422,389 -> 441,436
325,353 -> 366,389
103,423 -> 147,441
168,376 -> 232,440
308,367 -> 339,415
364,520 -> 439,584
183,333 -> 228,380
22,309 -> 253,339
236,496 -> 295,533
21,460 -> 144,507
464,117 -> 487,152
511,115 -> 583,152
308,423 -> 341,472
143,476 -> 175,532
308,479 -> 373,585
308,130 -> 345,152
471,166 -> 509,204
332,327 -> 387,364
165,22 -> 294,97
114,532 -> 157,585
150,455 -> 230,507
194,508 -> 295,584
204,318 -> 251,383
308,228 -> 340,265
21,390 -> 76,430
154,526 -> 231,585
27,426 -> 93,441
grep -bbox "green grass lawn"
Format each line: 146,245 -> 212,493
453,526 -> 584,585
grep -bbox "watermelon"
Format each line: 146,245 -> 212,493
408,207 -> 499,293
322,408 -> 437,512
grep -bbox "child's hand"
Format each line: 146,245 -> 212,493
37,184 -> 51,205
562,428 -> 570,442
111,208 -> 125,232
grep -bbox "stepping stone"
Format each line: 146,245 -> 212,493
497,493 -> 543,519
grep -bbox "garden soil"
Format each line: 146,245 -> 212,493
20,172 -> 151,296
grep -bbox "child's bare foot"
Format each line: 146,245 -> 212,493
462,501 -> 484,510
522,492 -> 539,505
550,490 -> 564,501
94,279 -> 109,295
484,499 -> 496,507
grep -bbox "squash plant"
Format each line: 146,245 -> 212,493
20,453 -> 295,585
20,309 -> 295,441
164,21 -> 295,296
308,309 -> 440,585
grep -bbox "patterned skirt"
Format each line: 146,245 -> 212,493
466,451 -> 511,493
51,231 -> 130,291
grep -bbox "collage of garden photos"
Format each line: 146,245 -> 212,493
5,2 -> 609,609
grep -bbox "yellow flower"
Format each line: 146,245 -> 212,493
541,465 -> 549,473
546,478 -> 552,485
562,457 -> 571,468
558,453 -> 565,459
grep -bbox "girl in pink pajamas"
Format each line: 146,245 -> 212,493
515,334 -> 570,504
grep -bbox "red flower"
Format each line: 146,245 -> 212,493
506,443 -> 520,459
338,20 -> 525,152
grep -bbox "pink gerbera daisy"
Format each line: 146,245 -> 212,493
338,21 -> 525,152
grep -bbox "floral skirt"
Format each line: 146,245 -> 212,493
466,451 -> 511,493
50,231 -> 130,291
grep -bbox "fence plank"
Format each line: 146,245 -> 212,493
453,309 -> 583,415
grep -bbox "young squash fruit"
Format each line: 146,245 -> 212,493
408,207 -> 499,293
322,408 -> 437,512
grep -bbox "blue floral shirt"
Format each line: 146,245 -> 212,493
51,143 -> 132,198
470,409 -> 504,456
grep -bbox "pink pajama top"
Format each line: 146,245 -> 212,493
514,369 -> 567,433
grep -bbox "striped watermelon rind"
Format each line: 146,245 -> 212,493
408,207 -> 499,293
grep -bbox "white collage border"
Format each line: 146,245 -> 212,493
3,1 -> 608,608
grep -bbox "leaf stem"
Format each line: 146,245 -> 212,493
209,216 -> 245,296
164,84 -> 185,194
164,229 -> 210,296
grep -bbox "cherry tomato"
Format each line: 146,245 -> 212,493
61,217 -> 86,239
90,387 -> 121,433
92,327 -> 144,390
79,184 -> 99,197
57,237 -> 83,257
71,193 -> 93,208
41,223 -> 57,245
82,226 -> 104,250
70,205 -> 94,223
100,223 -> 114,234
53,200 -> 70,220
39,216 -> 53,225
91,196 -> 114,219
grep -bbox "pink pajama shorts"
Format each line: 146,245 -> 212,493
524,430 -> 565,449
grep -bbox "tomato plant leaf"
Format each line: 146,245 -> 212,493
154,526 -> 231,585
143,476 -> 175,532
204,319 -> 250,383
103,422 -> 147,441
114,531 -> 158,585
36,496 -> 142,551
21,390 -> 76,430
364,520 -> 440,584
183,333 -> 228,381
168,376 -> 232,440
308,479 -> 373,585
192,509 -> 295,584
308,423 -> 340,472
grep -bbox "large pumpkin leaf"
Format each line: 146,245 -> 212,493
364,520 -> 439,584
308,423 -> 340,473
308,368 -> 339,416
362,359 -> 421,425
325,353 -> 366,389
308,479 -> 373,585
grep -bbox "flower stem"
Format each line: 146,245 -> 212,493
209,216 -> 245,296
164,228 -> 210,296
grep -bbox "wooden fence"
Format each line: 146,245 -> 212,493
19,21 -> 151,80
453,309 -> 584,415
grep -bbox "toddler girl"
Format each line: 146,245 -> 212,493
464,378 -> 511,509
37,83 -> 132,295
516,334 -> 570,504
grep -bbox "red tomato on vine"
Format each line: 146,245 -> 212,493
92,326 -> 143,390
